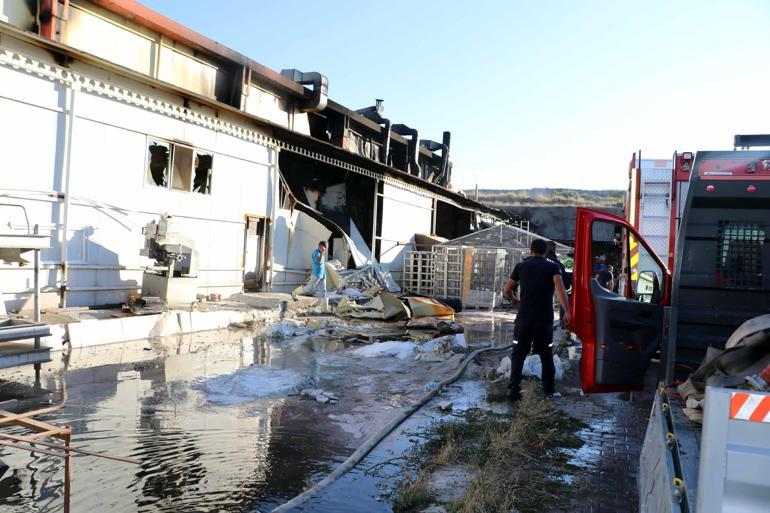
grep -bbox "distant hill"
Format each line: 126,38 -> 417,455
466,188 -> 624,209
466,188 -> 625,243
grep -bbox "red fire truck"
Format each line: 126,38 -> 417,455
569,136 -> 770,512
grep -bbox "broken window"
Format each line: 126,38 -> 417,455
146,137 -> 214,195
193,153 -> 213,194
171,144 -> 194,192
146,140 -> 170,187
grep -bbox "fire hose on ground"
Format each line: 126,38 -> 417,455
271,342 -> 515,513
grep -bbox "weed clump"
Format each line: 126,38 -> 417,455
392,475 -> 433,513
394,381 -> 585,513
454,383 -> 584,513
485,379 -> 510,403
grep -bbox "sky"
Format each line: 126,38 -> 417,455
142,0 -> 770,191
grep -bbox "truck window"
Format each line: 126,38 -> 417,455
591,220 -> 664,303
717,221 -> 764,289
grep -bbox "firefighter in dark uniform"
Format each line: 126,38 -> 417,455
503,238 -> 571,400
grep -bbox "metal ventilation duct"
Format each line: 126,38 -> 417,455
280,69 -> 328,112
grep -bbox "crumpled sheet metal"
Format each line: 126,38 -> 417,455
334,291 -> 411,320
335,264 -> 400,295
404,297 -> 454,319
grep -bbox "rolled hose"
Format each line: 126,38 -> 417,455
271,343 -> 513,513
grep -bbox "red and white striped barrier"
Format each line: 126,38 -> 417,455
730,392 -> 770,423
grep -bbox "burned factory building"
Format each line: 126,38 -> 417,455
0,0 -> 510,312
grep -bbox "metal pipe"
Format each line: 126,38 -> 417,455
0,203 -> 31,233
355,103 -> 391,165
419,137 -> 450,185
33,225 -> 40,323
59,88 -> 77,307
380,118 -> 391,165
64,427 -> 71,513
431,197 -> 437,235
442,131 -> 452,186
0,433 -> 140,464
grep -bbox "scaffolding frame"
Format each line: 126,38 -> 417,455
0,401 -> 139,511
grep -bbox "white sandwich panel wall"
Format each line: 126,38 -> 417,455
378,184 -> 433,280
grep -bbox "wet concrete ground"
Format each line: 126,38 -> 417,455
551,355 -> 654,513
0,311 -> 652,512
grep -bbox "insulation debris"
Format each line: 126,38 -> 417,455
496,355 -> 567,381
192,366 -> 307,404
352,341 -> 418,359
267,319 -> 313,338
300,389 -> 339,404
419,334 -> 467,354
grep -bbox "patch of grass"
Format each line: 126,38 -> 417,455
452,383 -> 585,513
485,379 -> 509,403
417,409 -> 508,470
392,474 -> 434,513
395,382 -> 586,513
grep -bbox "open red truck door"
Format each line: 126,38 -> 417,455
571,208 -> 671,393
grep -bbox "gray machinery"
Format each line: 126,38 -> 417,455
140,214 -> 199,306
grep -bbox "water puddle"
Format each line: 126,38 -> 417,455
0,329 -> 358,512
0,316 -> 503,512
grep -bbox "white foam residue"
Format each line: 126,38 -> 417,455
496,355 -> 567,381
352,341 -> 418,359
193,366 -> 305,405
266,319 -> 312,339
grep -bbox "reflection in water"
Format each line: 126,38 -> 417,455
459,312 -> 517,348
0,330 -> 350,512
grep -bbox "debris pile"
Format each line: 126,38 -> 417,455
267,319 -> 314,339
299,389 -> 339,404
335,292 -> 411,320
352,334 -> 468,361
419,334 -> 467,355
353,341 -> 419,360
326,260 -> 401,296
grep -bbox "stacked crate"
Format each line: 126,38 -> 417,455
433,246 -> 464,301
463,248 -> 507,309
402,251 -> 435,296
401,245 -> 531,310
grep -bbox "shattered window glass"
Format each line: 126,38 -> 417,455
146,140 -> 170,188
193,153 -> 213,195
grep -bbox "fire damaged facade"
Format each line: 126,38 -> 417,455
0,0 -> 510,310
